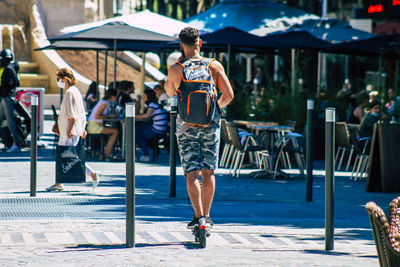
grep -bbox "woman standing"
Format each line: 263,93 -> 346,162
46,68 -> 100,191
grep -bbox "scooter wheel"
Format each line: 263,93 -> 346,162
199,228 -> 206,248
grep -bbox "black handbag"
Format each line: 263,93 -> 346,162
55,141 -> 86,183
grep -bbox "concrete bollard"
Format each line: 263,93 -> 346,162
325,108 -> 335,250
125,102 -> 135,248
30,95 -> 38,197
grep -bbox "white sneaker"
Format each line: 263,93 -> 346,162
7,145 -> 20,152
139,155 -> 150,162
45,184 -> 64,192
92,171 -> 101,190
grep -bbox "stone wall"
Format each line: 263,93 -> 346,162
0,0 -> 32,26
38,0 -> 85,38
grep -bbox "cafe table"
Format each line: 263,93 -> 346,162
233,120 -> 278,127
247,124 -> 294,136
246,124 -> 295,179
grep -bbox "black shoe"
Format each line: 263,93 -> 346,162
205,216 -> 214,228
187,216 -> 200,229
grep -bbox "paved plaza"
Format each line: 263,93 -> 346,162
0,119 -> 397,266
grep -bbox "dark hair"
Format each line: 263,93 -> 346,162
153,85 -> 164,92
179,27 -> 200,46
104,88 -> 118,100
108,81 -> 120,90
119,80 -> 134,92
144,89 -> 157,104
85,81 -> 98,99
369,100 -> 381,110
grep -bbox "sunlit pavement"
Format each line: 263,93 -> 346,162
0,119 -> 396,266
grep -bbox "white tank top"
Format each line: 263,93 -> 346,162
88,99 -> 110,123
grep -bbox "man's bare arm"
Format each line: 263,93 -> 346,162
210,60 -> 234,108
164,64 -> 182,97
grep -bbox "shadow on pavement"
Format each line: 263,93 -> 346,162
66,243 -> 184,250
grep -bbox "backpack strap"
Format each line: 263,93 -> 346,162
176,58 -> 216,68
176,58 -> 192,69
200,58 -> 216,69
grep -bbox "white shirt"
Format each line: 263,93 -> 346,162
57,86 -> 87,138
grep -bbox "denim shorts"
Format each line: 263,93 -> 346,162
176,119 -> 220,175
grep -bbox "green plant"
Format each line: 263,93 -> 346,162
226,79 -> 308,132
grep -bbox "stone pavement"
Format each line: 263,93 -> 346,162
0,119 -> 398,266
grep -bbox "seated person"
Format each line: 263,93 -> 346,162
135,89 -> 168,162
359,100 -> 383,139
86,89 -> 119,161
84,81 -> 99,111
116,80 -> 134,116
153,84 -> 169,108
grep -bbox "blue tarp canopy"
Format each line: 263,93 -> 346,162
185,0 -> 318,33
281,18 -> 375,44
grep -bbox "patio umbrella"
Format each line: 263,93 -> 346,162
60,9 -> 189,37
200,27 -> 271,48
37,39 -> 169,52
333,34 -> 400,93
49,21 -> 177,93
51,21 -> 176,43
332,33 -> 400,56
36,40 -> 113,51
199,27 -> 280,77
261,30 -> 332,50
261,30 -> 333,97
164,26 -> 278,52
277,18 -> 376,93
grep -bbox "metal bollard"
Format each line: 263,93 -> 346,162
306,99 -> 314,202
325,108 -> 335,250
125,102 -> 135,248
30,95 -> 38,197
169,95 -> 177,198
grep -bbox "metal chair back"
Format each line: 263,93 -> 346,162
335,122 -> 351,148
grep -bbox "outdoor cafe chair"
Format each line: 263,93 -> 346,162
272,132 -> 305,179
366,198 -> 400,267
220,119 -> 234,168
254,131 -> 272,171
335,122 -> 354,171
350,137 -> 371,181
226,123 -> 265,177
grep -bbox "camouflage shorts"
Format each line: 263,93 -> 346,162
176,121 -> 220,175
